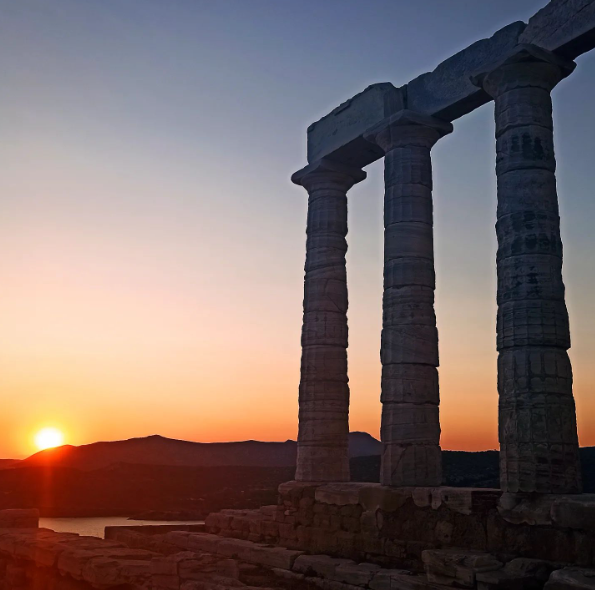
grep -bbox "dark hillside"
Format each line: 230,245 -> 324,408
0,440 -> 590,517
352,447 -> 593,491
16,432 -> 381,471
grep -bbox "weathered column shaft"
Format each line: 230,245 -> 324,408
366,111 -> 452,487
474,46 -> 582,493
291,159 -> 366,482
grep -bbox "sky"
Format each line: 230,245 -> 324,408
1,0 -> 594,458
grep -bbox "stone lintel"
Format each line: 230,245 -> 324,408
406,22 -> 526,122
303,0 -> 595,170
306,83 -> 405,168
470,43 -> 577,88
291,158 -> 366,188
304,22 -> 523,168
520,0 -> 595,60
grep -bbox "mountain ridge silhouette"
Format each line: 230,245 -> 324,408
12,431 -> 382,471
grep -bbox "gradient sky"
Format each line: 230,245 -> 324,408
1,0 -> 594,458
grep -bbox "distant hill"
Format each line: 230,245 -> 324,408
0,438 -> 591,517
14,432 -> 382,471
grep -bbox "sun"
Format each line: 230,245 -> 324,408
34,428 -> 65,451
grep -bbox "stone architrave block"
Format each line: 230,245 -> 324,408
407,22 -> 526,121
307,84 -> 404,167
520,0 -> 595,59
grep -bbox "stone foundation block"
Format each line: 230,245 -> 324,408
244,544 -> 304,570
334,562 -> 381,586
315,483 -> 375,506
359,486 -> 411,513
293,554 -> 355,579
165,531 -> 222,553
369,569 -> 433,590
477,559 -> 553,590
477,569 -> 529,590
545,568 -> 595,590
278,480 -> 307,501
551,496 -> 595,531
423,549 -> 503,588
82,556 -> 152,587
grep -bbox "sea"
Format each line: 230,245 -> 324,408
39,516 -> 204,539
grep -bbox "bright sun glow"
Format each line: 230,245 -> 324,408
34,428 -> 65,451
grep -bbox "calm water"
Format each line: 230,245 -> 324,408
39,516 -> 204,539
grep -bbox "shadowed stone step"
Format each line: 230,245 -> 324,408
165,532 -> 304,570
423,550 -> 503,588
545,568 -> 595,590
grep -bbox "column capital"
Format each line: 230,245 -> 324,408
471,44 -> 576,97
364,109 -> 453,154
291,158 -> 366,192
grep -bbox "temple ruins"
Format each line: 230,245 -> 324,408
0,1 -> 595,588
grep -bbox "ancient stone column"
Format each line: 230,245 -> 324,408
472,45 -> 582,493
291,159 -> 366,482
365,111 -> 452,487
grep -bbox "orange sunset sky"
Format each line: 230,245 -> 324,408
1,1 -> 594,458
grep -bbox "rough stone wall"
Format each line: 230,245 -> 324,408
0,509 -> 156,589
205,483 -> 595,572
107,525 -> 595,590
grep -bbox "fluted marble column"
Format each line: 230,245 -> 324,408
291,159 -> 366,482
473,45 -> 582,493
365,111 -> 452,487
